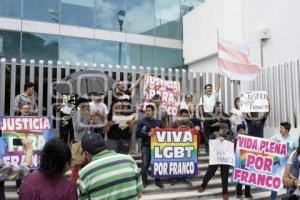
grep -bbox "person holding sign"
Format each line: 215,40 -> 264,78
230,97 -> 247,137
198,123 -> 232,200
198,75 -> 221,152
283,137 -> 300,200
270,122 -> 298,200
136,104 -> 164,189
243,99 -> 270,138
235,124 -> 253,199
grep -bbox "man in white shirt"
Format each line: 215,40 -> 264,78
179,94 -> 193,110
89,93 -> 109,135
198,75 -> 221,152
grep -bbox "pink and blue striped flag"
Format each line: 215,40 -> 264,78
218,37 -> 262,80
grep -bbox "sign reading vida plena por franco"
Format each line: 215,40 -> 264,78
233,135 -> 287,191
0,116 -> 54,168
150,128 -> 198,178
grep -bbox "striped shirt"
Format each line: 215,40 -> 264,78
78,150 -> 143,200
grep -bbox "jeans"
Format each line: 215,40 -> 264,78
107,138 -> 130,154
201,164 -> 230,193
270,191 -> 277,200
236,183 -> 251,196
140,146 -> 160,186
0,181 -> 5,200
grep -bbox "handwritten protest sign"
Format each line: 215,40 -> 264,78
233,135 -> 287,191
0,116 -> 54,168
143,75 -> 180,116
151,128 -> 198,178
240,91 -> 269,112
209,139 -> 235,166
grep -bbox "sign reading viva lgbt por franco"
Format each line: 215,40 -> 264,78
151,128 -> 198,178
233,135 -> 287,191
0,116 -> 54,168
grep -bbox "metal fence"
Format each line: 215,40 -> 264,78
249,59 -> 300,128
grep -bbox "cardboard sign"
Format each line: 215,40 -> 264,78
143,75 -> 180,116
209,139 -> 235,166
0,116 -> 54,168
240,91 -> 269,112
233,135 -> 287,191
151,128 -> 198,178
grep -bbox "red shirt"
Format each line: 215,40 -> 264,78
19,172 -> 78,200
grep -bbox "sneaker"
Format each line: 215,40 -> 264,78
245,194 -> 253,199
223,193 -> 229,200
198,186 -> 206,193
183,179 -> 193,187
155,180 -> 164,189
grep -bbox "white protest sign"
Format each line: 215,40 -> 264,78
240,91 -> 269,113
209,139 -> 235,166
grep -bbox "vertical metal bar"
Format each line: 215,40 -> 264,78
175,69 -> 180,85
47,61 -> 53,116
168,68 -> 172,81
10,59 -> 17,116
0,58 -> 6,115
108,65 -> 113,109
161,68 -> 165,80
154,67 -> 158,78
123,65 -> 128,85
38,60 -> 44,116
196,72 -> 201,104
189,70 -> 194,97
295,59 -> 300,127
287,60 -> 294,127
181,69 -> 186,96
65,62 -> 70,76
116,65 -> 121,81
29,59 -> 35,83
20,59 -> 26,93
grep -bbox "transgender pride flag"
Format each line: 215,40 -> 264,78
218,37 -> 262,80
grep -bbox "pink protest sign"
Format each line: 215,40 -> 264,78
233,135 -> 287,191
143,75 -> 181,116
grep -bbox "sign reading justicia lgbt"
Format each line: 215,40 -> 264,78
151,128 -> 198,178
0,116 -> 54,168
143,74 -> 180,116
233,135 -> 287,191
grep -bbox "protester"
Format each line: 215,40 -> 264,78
270,122 -> 298,200
203,101 -> 231,152
104,100 -> 136,154
282,137 -> 300,200
71,99 -> 93,183
230,97 -> 247,136
171,108 -> 197,186
78,132 -> 143,199
19,139 -> 77,200
179,94 -> 193,110
18,103 -> 31,116
136,104 -> 164,189
89,92 -> 108,136
235,124 -> 252,199
152,94 -> 169,128
243,99 -> 270,138
57,94 -> 76,144
0,138 -> 32,200
14,82 -> 38,116
198,123 -> 232,200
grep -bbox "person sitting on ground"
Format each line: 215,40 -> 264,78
78,133 -> 143,199
19,139 -> 77,200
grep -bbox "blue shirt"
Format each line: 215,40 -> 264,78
270,133 -> 298,156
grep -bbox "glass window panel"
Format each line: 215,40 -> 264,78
59,36 -> 94,65
125,44 -> 154,68
22,32 -> 58,62
23,0 -> 59,23
154,47 -> 183,68
95,0 -> 126,32
155,0 -> 181,39
0,0 -> 21,18
0,30 -> 20,60
60,0 -> 94,27
126,0 -> 155,36
94,40 -> 125,66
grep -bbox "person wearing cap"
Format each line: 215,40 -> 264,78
198,123 -> 233,200
152,94 -> 169,128
89,92 -> 108,136
136,104 -> 164,189
78,133 -> 143,200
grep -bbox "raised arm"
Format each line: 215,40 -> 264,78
216,74 -> 221,93
128,74 -> 145,93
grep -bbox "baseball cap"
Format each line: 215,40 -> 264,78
220,123 -> 229,130
152,94 -> 161,100
81,133 -> 106,155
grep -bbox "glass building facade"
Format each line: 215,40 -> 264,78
0,0 -> 203,68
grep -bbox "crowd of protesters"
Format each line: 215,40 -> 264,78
0,73 -> 297,200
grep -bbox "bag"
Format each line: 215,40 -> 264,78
71,140 -> 86,167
